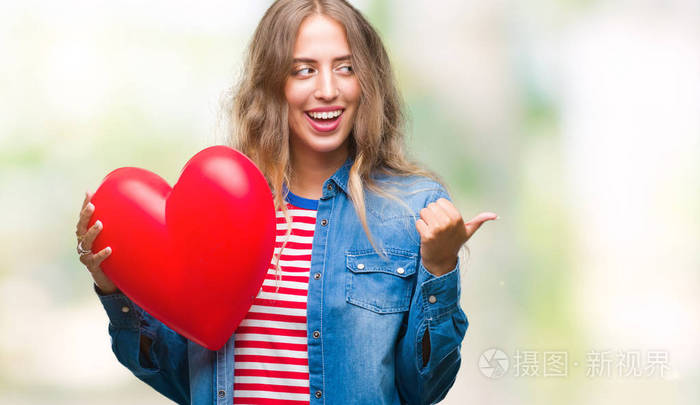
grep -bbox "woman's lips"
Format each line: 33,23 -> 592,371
304,110 -> 343,133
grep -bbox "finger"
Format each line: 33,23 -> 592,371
415,218 -> 430,239
427,202 -> 450,227
90,246 -> 112,270
81,192 -> 89,210
420,205 -> 440,228
464,212 -> 499,237
81,220 -> 103,250
79,252 -> 94,268
76,202 -> 95,237
81,191 -> 93,211
435,198 -> 462,222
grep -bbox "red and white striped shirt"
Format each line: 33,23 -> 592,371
233,201 -> 317,404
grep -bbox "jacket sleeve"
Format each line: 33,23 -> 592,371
395,186 -> 469,404
94,284 -> 191,404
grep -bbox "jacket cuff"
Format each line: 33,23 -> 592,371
417,257 -> 461,321
94,283 -> 142,329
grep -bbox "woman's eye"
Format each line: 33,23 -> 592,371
339,65 -> 353,73
295,67 -> 314,75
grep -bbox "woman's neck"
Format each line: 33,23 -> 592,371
289,145 -> 349,200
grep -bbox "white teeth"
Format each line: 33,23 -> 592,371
309,110 -> 342,119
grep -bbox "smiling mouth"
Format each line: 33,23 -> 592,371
305,109 -> 344,121
303,109 -> 345,132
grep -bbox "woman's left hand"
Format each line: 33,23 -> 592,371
415,198 -> 498,276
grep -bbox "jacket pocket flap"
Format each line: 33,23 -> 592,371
346,250 -> 417,278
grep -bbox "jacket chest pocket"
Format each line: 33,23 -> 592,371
345,250 -> 418,314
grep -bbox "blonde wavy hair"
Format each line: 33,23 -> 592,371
225,0 -> 446,276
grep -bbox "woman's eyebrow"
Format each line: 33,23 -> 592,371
292,55 -> 352,63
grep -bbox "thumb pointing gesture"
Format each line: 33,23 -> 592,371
416,198 -> 498,276
464,211 -> 499,241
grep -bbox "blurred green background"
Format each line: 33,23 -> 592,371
1,0 -> 698,403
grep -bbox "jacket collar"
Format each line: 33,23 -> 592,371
327,155 -> 354,197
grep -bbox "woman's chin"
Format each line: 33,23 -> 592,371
306,141 -> 348,155
292,129 -> 351,157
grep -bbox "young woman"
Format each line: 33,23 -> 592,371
75,1 -> 497,403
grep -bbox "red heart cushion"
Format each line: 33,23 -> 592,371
89,146 -> 276,350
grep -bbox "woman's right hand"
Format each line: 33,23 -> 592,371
76,191 -> 118,294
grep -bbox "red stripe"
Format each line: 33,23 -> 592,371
244,311 -> 307,324
267,264 -> 310,273
272,254 -> 312,268
275,254 -> 312,261
234,383 -> 308,394
269,266 -> 309,273
261,285 -> 308,296
276,216 -> 316,224
236,326 -> 307,337
235,368 -> 309,380
264,273 -> 309,283
253,298 -> 307,309
274,241 -> 313,250
286,228 -> 315,237
234,396 -> 309,405
275,227 -> 315,237
235,340 -> 308,352
235,354 -> 308,365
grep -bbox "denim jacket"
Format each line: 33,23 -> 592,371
95,157 -> 469,404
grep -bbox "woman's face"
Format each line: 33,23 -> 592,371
285,14 -> 361,162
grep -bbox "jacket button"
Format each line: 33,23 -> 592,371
327,184 -> 333,191
428,295 -> 437,304
313,330 -> 320,338
313,272 -> 321,280
121,306 -> 130,313
396,267 -> 405,274
217,390 -> 225,398
357,263 -> 365,270
315,390 -> 323,398
321,219 -> 328,226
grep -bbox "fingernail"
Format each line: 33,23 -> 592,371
495,215 -> 500,220
95,220 -> 102,229
106,247 -> 112,254
87,203 -> 94,211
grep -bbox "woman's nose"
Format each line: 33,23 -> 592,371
314,69 -> 339,100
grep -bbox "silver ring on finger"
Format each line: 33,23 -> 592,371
77,240 -> 91,256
